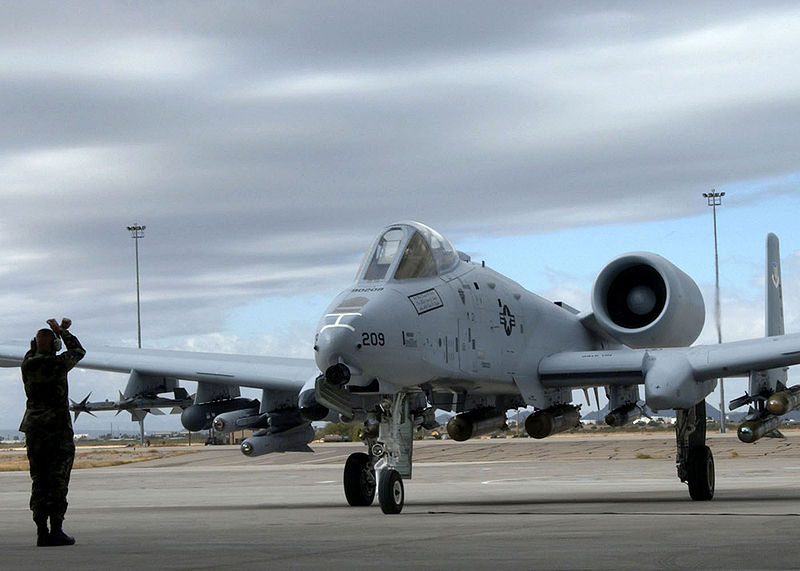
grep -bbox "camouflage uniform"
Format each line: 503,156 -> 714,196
19,330 -> 85,523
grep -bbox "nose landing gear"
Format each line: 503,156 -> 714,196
342,392 -> 413,514
378,469 -> 404,514
343,452 -> 376,506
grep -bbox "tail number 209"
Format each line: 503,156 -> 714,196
362,332 -> 385,346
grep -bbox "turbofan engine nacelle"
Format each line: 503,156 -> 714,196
591,252 -> 704,348
180,397 -> 260,432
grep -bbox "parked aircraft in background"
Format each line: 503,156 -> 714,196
3,222 -> 800,514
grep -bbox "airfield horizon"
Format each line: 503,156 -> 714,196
4,430 -> 800,472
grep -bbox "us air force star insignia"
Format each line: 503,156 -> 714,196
499,305 -> 516,336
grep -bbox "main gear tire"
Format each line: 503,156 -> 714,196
378,469 -> 404,514
343,452 -> 375,506
687,445 -> 715,501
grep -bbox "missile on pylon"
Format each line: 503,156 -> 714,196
181,397 -> 260,432
737,415 -> 783,444
605,404 -> 641,427
766,386 -> 800,416
212,408 -> 267,432
240,424 -> 315,456
525,405 -> 581,439
446,408 -> 507,442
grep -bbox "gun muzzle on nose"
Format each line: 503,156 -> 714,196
325,363 -> 351,386
315,324 -> 358,372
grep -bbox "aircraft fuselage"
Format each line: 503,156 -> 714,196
315,256 -> 598,404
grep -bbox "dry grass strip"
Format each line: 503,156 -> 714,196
0,448 -> 196,472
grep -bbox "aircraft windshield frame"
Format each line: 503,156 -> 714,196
361,227 -> 405,281
358,222 -> 460,282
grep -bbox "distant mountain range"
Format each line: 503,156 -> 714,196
580,401 -> 800,422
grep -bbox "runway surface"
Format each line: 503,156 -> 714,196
3,433 -> 800,570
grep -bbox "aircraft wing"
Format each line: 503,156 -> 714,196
0,343 -> 317,392
538,333 -> 800,409
539,333 -> 800,386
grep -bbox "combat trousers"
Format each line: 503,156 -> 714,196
25,429 -> 75,521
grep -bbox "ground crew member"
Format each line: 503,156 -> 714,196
19,318 -> 85,547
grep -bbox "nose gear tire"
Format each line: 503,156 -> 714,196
343,452 -> 376,506
378,469 -> 404,514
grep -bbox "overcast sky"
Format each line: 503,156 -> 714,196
2,1 -> 800,433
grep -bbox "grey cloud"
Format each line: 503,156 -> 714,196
2,1 -> 800,431
1,1 -> 800,368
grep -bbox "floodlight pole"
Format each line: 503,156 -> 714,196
703,191 -> 725,432
127,223 -> 146,349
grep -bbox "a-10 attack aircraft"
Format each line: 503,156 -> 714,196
3,221 -> 800,514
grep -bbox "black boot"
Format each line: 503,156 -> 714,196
48,517 -> 75,546
34,515 -> 49,547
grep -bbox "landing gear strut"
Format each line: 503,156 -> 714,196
374,392 -> 413,514
342,392 -> 413,514
675,400 -> 715,500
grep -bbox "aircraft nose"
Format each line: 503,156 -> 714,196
315,322 -> 359,372
315,289 -> 408,383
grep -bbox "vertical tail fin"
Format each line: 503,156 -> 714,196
765,233 -> 788,390
749,233 -> 788,397
765,233 -> 785,337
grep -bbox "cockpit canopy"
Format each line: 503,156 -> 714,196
358,222 -> 460,281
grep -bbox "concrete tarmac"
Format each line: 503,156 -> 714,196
3,433 -> 800,570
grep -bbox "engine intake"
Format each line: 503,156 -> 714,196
591,252 -> 704,348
